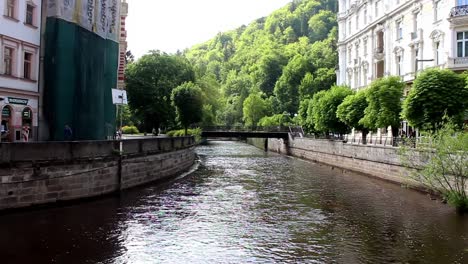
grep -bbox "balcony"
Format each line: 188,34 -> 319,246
410,29 -> 423,42
374,46 -> 384,60
448,57 -> 468,70
450,5 -> 468,17
449,5 -> 468,25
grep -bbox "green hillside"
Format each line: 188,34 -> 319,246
184,0 -> 338,127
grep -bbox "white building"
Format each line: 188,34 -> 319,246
337,0 -> 468,91
0,0 -> 41,141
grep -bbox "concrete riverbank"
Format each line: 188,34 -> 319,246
0,137 -> 196,210
247,136 -> 424,190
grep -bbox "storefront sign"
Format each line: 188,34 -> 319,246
2,107 -> 10,117
8,97 -> 29,105
22,109 -> 32,118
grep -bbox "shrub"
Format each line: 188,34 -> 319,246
166,128 -> 202,142
399,122 -> 468,212
122,125 -> 139,134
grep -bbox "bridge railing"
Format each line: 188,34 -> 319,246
202,126 -> 294,133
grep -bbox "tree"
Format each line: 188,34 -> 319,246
125,51 -> 195,132
171,82 -> 204,135
274,54 -> 312,114
336,90 -> 369,143
360,76 -> 405,137
402,69 -> 468,131
242,92 -> 269,126
258,113 -> 292,127
312,85 -> 353,135
399,122 -> 468,212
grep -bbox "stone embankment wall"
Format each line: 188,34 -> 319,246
0,137 -> 196,210
247,137 -> 420,188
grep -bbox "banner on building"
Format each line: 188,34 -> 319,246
47,0 -> 120,41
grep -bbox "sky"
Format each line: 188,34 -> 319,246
126,0 -> 292,58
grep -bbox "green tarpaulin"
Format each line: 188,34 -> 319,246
44,17 -> 118,140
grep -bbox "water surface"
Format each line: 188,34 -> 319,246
1,141 -> 467,263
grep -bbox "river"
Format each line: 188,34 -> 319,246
1,141 -> 467,263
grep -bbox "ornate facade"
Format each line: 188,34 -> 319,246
337,0 -> 468,90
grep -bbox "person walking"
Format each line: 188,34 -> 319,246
64,125 -> 73,141
22,126 -> 29,142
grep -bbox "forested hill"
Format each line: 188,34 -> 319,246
184,0 -> 338,126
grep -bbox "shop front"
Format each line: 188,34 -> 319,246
0,96 -> 38,142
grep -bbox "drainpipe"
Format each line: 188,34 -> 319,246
38,0 -> 50,141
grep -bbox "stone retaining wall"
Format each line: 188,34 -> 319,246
0,137 -> 196,210
248,137 -> 421,188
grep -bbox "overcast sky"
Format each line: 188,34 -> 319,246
126,0 -> 292,58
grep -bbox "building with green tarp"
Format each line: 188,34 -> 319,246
43,0 -> 120,140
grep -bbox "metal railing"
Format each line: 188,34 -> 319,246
450,5 -> 468,17
201,126 -> 291,133
344,135 -> 419,147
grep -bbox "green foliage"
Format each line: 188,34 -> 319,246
185,0 -> 338,124
402,69 -> 468,131
308,10 -> 336,42
243,92 -> 270,126
336,90 -> 368,132
258,113 -> 292,127
311,85 -> 353,134
125,51 -> 195,132
361,76 -> 405,134
171,82 -> 204,134
274,54 -> 312,114
399,122 -> 468,212
167,128 -> 202,142
297,99 -> 314,133
121,125 -> 139,134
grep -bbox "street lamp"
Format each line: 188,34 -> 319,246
414,59 -> 434,77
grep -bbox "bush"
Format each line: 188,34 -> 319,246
122,125 -> 139,134
399,122 -> 468,212
166,128 -> 202,142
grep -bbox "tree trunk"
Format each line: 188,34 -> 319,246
362,129 -> 368,145
184,126 -> 188,136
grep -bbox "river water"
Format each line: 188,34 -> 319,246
1,141 -> 468,263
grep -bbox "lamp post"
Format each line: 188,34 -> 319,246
414,59 -> 434,77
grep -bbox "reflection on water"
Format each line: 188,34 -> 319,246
1,141 -> 468,263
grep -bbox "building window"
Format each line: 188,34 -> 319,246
412,12 -> 419,39
457,32 -> 468,57
375,0 -> 380,18
4,47 -> 13,75
24,52 -> 32,79
434,42 -> 440,65
355,46 -> 359,63
396,21 -> 403,40
6,0 -> 15,18
413,47 -> 420,72
348,20 -> 352,34
364,6 -> 367,25
356,12 -> 359,30
26,4 -> 34,25
363,39 -> 368,56
457,0 -> 468,6
396,55 -> 402,76
434,1 -> 439,22
363,68 -> 368,86
348,48 -> 352,63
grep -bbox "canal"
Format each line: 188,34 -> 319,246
1,141 -> 468,263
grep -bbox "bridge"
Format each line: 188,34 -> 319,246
200,126 -> 303,140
